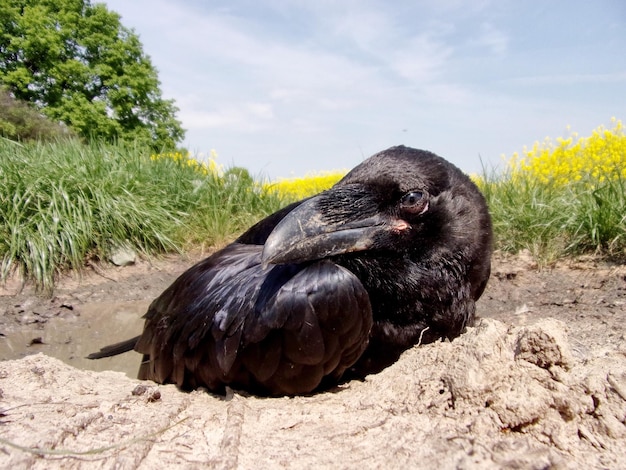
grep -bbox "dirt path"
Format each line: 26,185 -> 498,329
0,252 -> 625,469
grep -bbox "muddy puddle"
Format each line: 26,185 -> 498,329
0,300 -> 147,378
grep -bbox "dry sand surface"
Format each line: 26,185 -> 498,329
0,252 -> 625,469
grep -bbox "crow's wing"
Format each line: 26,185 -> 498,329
135,243 -> 372,395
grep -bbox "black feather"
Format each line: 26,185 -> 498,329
87,336 -> 140,359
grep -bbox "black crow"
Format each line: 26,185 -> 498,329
89,146 -> 492,396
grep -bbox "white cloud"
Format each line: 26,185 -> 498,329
326,8 -> 394,52
475,22 -> 509,56
389,34 -> 453,82
179,110 -> 239,130
180,102 -> 274,131
503,72 -> 626,86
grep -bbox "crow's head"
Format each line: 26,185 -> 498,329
263,146 -> 492,296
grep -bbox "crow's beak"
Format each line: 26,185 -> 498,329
262,190 -> 409,266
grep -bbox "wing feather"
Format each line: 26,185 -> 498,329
134,243 -> 372,395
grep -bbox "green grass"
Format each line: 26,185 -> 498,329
0,139 -> 285,292
1,133 -> 624,293
483,118 -> 626,263
178,166 -> 288,251
480,167 -> 626,264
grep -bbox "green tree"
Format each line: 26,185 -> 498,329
0,0 -> 185,149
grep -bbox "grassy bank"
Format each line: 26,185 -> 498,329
481,119 -> 626,263
1,119 -> 624,291
0,139 -> 285,291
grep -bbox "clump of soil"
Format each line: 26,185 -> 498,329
0,252 -> 625,468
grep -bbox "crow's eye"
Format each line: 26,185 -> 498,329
400,190 -> 428,214
402,191 -> 423,206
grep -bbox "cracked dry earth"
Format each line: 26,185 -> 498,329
0,252 -> 625,469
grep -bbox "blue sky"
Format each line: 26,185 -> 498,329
102,0 -> 625,179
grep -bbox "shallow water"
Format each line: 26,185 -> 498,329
0,300 -> 147,378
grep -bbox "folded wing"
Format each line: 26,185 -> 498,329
135,243 -> 372,395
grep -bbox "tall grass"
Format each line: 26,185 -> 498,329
2,119 -> 624,292
180,166 -> 287,251
481,119 -> 626,263
0,139 -> 284,291
483,173 -> 626,263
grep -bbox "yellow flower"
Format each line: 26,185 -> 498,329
507,120 -> 625,187
151,149 -> 223,177
264,171 -> 347,200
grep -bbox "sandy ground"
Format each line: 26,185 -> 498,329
0,252 -> 625,469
